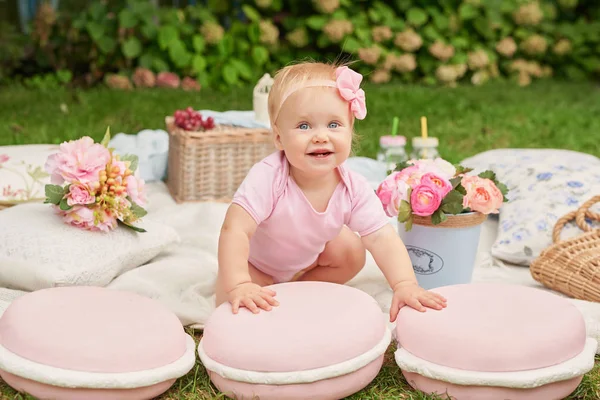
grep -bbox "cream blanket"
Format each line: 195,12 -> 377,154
0,181 -> 598,354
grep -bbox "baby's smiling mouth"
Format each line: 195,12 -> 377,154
307,149 -> 333,158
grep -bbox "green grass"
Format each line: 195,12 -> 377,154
0,80 -> 599,162
0,80 -> 599,398
0,329 -> 598,400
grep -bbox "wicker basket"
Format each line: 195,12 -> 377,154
530,195 -> 600,302
165,116 -> 275,203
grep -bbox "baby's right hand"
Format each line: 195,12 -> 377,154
227,282 -> 279,314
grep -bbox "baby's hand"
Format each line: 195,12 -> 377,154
389,281 -> 447,322
228,282 -> 279,314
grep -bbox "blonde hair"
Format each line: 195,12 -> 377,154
268,60 -> 346,128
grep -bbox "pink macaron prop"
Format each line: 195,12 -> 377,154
0,286 -> 196,400
394,283 -> 597,400
198,281 -> 392,400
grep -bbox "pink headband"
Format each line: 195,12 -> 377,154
276,66 -> 367,121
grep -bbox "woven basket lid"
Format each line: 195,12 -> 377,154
0,286 -> 188,373
201,281 -> 388,373
395,283 -> 587,372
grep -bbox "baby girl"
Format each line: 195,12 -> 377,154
215,61 -> 446,322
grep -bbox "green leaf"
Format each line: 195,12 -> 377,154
129,200 -> 147,218
458,3 -> 478,20
230,59 -> 253,80
193,35 -> 206,53
118,9 -> 137,28
97,37 -> 117,54
450,176 -> 462,189
454,164 -> 474,175
27,165 -> 50,182
118,220 -> 147,233
393,160 -> 412,172
252,46 -> 269,65
405,214 -> 413,231
431,209 -> 448,225
241,5 -> 261,22
120,154 -> 139,173
222,64 -> 238,84
406,8 -> 428,26
86,21 -> 104,42
44,184 -> 65,205
101,127 -> 111,147
191,55 -> 207,74
398,200 -> 412,222
122,37 -> 142,59
441,189 -> 464,215
478,170 -> 496,181
158,26 -> 178,50
59,197 -> 72,211
342,37 -> 361,53
306,15 -> 328,30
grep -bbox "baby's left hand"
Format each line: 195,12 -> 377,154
389,281 -> 447,322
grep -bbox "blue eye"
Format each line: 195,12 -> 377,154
328,122 -> 339,129
298,123 -> 309,130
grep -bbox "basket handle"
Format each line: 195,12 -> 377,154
552,195 -> 600,243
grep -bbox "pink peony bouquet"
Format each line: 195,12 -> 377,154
43,128 -> 148,233
376,158 -> 509,231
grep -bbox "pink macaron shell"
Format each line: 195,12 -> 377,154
0,286 -> 187,373
202,281 -> 386,372
395,283 -> 587,372
402,371 -> 583,400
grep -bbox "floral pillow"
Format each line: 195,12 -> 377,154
461,149 -> 600,265
0,144 -> 58,205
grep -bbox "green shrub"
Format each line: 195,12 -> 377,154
6,0 -> 600,89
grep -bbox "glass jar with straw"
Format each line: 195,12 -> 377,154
377,116 -> 407,173
411,116 -> 440,160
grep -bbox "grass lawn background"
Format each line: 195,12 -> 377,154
0,80 -> 599,399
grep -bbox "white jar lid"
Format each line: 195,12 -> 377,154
412,137 -> 439,147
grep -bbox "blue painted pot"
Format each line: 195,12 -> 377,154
397,212 -> 487,290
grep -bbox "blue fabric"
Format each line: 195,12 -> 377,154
109,129 -> 169,182
108,109 -> 270,182
196,109 -> 270,129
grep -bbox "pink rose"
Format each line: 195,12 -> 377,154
397,165 -> 424,186
66,183 -> 95,206
376,173 -> 409,217
421,173 -> 452,197
126,171 -> 147,207
0,154 -> 9,168
410,183 -> 443,216
45,137 -> 111,184
58,205 -> 117,232
461,176 -> 504,214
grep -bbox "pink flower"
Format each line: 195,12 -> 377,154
58,205 -> 117,232
66,183 -> 95,206
461,176 -> 504,214
397,165 -> 425,186
376,173 -> 409,217
421,173 -> 452,197
410,183 -> 443,216
0,154 -> 9,168
45,137 -> 111,184
126,171 -> 147,207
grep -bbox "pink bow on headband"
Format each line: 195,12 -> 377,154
336,66 -> 367,120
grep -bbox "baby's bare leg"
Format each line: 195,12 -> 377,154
215,262 -> 275,307
296,225 -> 366,284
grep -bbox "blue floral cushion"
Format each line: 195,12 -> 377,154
461,149 -> 600,265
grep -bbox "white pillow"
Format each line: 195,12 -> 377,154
473,159 -> 600,265
460,148 -> 600,177
0,203 -> 180,291
0,145 -> 58,205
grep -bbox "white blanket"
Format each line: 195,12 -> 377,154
0,181 -> 598,354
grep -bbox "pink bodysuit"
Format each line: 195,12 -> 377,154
231,151 -> 390,283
